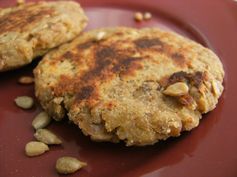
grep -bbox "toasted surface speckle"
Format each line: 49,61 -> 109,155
34,27 -> 224,146
0,1 -> 87,71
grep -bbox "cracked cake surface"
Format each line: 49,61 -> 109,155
34,27 -> 224,146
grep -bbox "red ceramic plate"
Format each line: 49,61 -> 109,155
1,0 -> 237,177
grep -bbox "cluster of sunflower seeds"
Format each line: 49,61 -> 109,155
24,111 -> 62,157
14,92 -> 60,155
14,76 -> 35,109
134,12 -> 152,22
29,112 -> 87,174
16,77 -> 87,174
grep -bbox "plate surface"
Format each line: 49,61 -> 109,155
0,0 -> 237,177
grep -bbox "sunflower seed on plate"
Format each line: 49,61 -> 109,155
134,12 -> 143,22
143,12 -> 152,20
34,128 -> 62,145
18,76 -> 34,84
32,112 -> 51,130
25,141 -> 49,157
14,96 -> 34,109
56,156 -> 87,174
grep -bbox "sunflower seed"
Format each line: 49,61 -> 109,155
17,0 -> 25,6
163,82 -> 189,96
95,31 -> 106,41
56,156 -> 87,174
143,12 -> 152,20
197,96 -> 209,113
15,96 -> 34,109
32,112 -> 51,130
212,80 -> 223,97
34,129 -> 62,145
134,12 -> 143,22
25,141 -> 49,157
18,76 -> 34,84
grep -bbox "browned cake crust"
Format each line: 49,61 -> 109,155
34,27 -> 224,146
0,1 -> 87,71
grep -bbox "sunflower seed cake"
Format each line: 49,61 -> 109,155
34,27 -> 224,146
0,1 -> 87,71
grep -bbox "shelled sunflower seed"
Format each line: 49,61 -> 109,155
18,76 -> 34,84
56,156 -> 87,174
34,128 -> 62,145
25,141 -> 49,157
32,112 -> 51,130
15,96 -> 34,109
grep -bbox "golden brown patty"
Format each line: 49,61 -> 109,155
0,1 -> 87,71
34,27 -> 224,146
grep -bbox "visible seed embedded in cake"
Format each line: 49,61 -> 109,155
25,141 -> 49,157
17,0 -> 25,6
197,96 -> 209,113
163,82 -> 189,96
53,97 -> 63,104
18,76 -> 34,84
212,80 -> 223,97
56,156 -> 87,174
143,12 -> 152,20
15,96 -> 34,109
32,112 -> 51,130
95,31 -> 106,41
34,128 -> 62,145
134,12 -> 143,22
